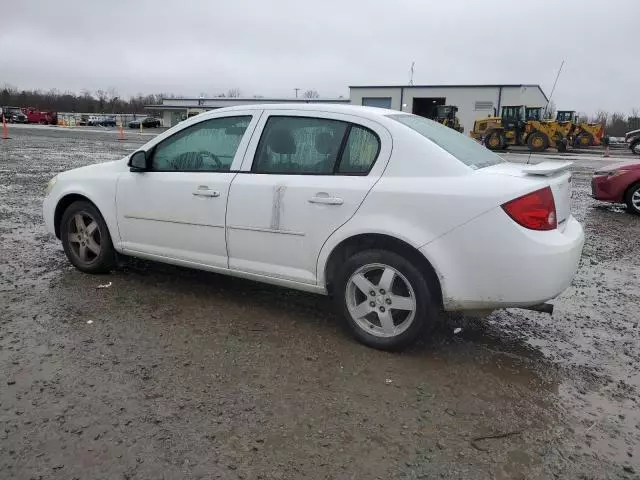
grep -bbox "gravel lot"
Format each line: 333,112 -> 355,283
1,126 -> 639,479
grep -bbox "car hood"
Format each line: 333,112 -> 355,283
596,161 -> 640,172
58,158 -> 126,180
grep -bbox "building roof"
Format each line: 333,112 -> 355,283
161,97 -> 349,103
349,84 -> 548,101
153,103 -> 403,117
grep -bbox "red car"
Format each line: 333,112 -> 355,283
23,108 -> 57,125
592,162 -> 640,214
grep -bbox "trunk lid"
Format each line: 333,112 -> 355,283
480,161 -> 573,226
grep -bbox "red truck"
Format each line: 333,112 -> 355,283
22,108 -> 58,125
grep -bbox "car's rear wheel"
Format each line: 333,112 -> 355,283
60,201 -> 115,273
625,183 -> 640,215
631,141 -> 640,155
334,249 -> 438,350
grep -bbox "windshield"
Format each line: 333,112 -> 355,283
388,114 -> 504,169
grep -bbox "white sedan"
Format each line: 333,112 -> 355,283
43,104 -> 584,350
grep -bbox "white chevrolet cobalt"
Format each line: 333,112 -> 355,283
43,104 -> 584,350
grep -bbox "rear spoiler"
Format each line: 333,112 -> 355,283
520,161 -> 573,176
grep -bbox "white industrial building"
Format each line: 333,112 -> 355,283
146,84 -> 548,132
349,84 -> 549,134
147,97 -> 349,127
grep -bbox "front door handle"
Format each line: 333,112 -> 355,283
192,186 -> 220,198
308,195 -> 344,205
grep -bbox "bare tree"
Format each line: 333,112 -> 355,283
608,112 -> 628,136
543,100 -> 556,120
303,89 -> 320,99
593,110 -> 609,125
227,88 -> 241,98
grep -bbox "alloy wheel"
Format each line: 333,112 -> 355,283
632,189 -> 640,211
67,212 -> 101,265
345,263 -> 416,338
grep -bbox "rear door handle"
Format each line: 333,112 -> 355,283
192,186 -> 220,198
308,195 -> 344,205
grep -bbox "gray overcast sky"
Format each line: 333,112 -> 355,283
1,0 -> 638,115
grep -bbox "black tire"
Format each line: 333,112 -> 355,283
484,131 -> 504,150
631,140 -> 640,155
60,201 -> 115,274
333,249 -> 439,351
575,133 -> 594,148
527,132 -> 549,152
625,183 -> 640,215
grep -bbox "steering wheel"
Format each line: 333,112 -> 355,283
199,150 -> 222,169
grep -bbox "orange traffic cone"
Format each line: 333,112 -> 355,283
2,116 -> 10,140
118,123 -> 125,141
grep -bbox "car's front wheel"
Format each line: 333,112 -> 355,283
625,183 -> 640,215
334,249 -> 438,350
60,201 -> 115,273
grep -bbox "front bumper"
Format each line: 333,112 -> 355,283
42,194 -> 57,237
591,175 -> 625,202
420,209 -> 585,311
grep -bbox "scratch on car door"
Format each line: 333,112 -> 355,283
270,185 -> 286,230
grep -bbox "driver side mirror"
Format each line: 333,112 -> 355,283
129,150 -> 148,172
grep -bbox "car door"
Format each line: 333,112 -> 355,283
116,112 -> 260,268
226,110 -> 391,284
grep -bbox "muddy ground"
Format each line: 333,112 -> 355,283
1,126 -> 638,480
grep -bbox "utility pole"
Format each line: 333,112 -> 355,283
409,62 -> 415,86
294,88 -> 300,98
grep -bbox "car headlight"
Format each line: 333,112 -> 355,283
45,176 -> 58,194
593,170 -> 627,177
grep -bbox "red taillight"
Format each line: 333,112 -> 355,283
502,186 -> 557,231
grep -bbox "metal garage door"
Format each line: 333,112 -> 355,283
362,97 -> 392,109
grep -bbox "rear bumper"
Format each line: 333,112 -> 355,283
420,209 -> 584,310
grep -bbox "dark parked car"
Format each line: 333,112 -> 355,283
592,161 -> 640,214
129,117 -> 161,129
626,129 -> 640,155
1,106 -> 28,123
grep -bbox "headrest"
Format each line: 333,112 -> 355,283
315,132 -> 335,155
266,129 -> 296,154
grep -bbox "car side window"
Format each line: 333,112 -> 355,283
253,116 -> 348,174
337,125 -> 380,174
151,116 -> 251,172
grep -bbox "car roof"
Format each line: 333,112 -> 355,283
206,103 -> 401,120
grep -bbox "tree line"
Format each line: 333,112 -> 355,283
0,85 -> 325,114
0,86 -> 167,114
591,109 -> 640,137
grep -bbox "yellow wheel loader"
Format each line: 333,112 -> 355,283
435,105 -> 463,133
556,110 -> 605,147
470,106 -> 568,152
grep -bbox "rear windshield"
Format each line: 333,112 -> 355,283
388,114 -> 504,169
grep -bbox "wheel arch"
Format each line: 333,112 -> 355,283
322,233 -> 442,306
53,193 -> 102,239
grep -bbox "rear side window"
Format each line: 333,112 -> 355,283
388,114 -> 504,169
252,116 -> 380,175
253,117 -> 347,174
338,126 -> 380,174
